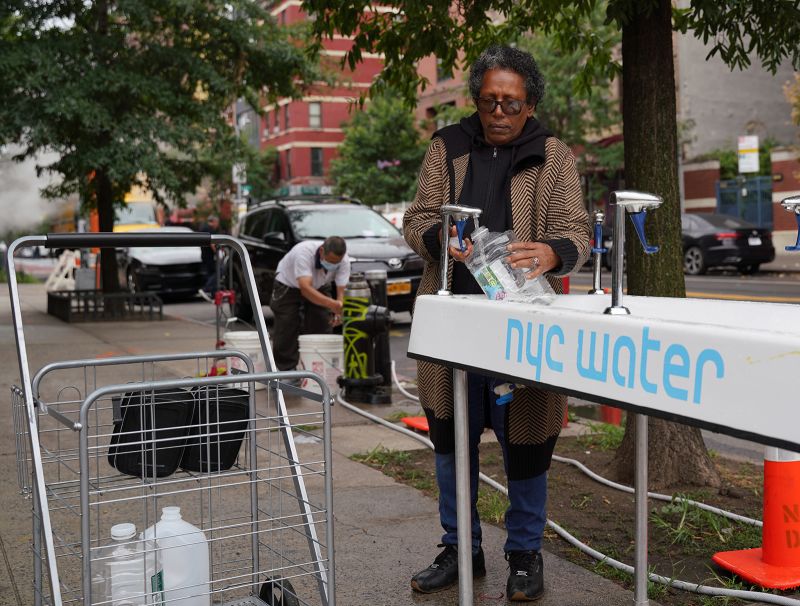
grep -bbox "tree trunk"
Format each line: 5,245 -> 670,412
96,168 -> 121,293
610,0 -> 721,489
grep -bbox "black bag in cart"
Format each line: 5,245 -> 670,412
108,388 -> 194,478
180,386 -> 249,473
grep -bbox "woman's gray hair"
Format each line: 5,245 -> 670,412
468,45 -> 545,107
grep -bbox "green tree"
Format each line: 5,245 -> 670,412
787,73 -> 800,128
241,146 -> 279,204
305,0 -> 800,488
330,94 -> 427,205
515,20 -> 623,205
0,1 -> 314,292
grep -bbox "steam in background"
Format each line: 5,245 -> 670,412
0,147 -> 62,233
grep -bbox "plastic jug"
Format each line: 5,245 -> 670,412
141,507 -> 210,606
465,227 -> 554,301
93,523 -> 146,605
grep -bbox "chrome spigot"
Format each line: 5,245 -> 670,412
437,205 -> 483,296
781,195 -> 800,252
604,190 -> 664,315
589,210 -> 607,295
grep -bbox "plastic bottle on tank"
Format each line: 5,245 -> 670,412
465,226 -> 555,301
465,227 -> 525,299
141,507 -> 210,606
94,523 -> 146,606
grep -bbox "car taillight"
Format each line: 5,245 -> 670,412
715,232 -> 737,241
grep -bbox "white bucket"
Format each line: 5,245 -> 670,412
298,334 -> 343,395
223,331 -> 268,390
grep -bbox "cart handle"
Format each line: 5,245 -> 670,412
44,232 -> 212,248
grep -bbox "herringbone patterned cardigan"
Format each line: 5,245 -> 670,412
404,135 -> 591,471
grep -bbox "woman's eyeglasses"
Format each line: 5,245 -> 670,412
475,97 -> 526,115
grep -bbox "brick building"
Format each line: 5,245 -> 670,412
258,1 -> 385,195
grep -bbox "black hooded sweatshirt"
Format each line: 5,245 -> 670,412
423,112 -> 553,294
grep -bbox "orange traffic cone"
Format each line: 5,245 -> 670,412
712,447 -> 800,589
600,405 -> 623,426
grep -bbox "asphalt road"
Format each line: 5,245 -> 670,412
570,266 -> 800,304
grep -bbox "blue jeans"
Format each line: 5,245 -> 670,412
435,373 -> 548,553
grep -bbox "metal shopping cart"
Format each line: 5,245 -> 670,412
8,233 -> 335,606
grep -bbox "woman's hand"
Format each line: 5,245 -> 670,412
443,224 -> 473,262
507,241 -> 559,279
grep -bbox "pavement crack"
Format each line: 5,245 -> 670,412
0,531 -> 23,606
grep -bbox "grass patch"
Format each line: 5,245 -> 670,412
476,487 -> 508,524
650,494 -> 761,555
350,445 -> 435,494
577,421 -> 625,451
351,444 -> 410,468
0,269 -> 40,283
384,409 -> 423,423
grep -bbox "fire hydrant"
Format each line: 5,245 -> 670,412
338,272 -> 391,404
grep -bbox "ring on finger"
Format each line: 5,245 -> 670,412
532,256 -> 540,268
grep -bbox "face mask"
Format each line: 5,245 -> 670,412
321,259 -> 340,272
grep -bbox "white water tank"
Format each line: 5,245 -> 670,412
141,507 -> 210,605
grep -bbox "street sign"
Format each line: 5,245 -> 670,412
738,135 -> 759,174
232,163 -> 246,184
242,184 -> 252,195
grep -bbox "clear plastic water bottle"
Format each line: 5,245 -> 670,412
94,523 -> 146,606
465,226 -> 555,301
466,227 -> 525,299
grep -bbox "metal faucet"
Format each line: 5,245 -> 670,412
781,195 -> 800,252
589,210 -> 607,295
604,190 -> 664,315
437,205 -> 483,296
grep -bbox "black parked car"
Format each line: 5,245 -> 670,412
230,197 -> 423,320
117,226 -> 207,297
681,213 -> 774,275
599,213 -> 774,275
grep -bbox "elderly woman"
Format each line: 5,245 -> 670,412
403,45 -> 590,601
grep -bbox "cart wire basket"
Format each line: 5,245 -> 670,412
8,233 -> 335,606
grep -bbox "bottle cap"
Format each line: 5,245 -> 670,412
161,506 -> 182,520
110,523 -> 136,541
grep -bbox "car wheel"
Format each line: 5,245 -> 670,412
683,246 -> 706,275
126,268 -> 139,293
738,263 -> 760,275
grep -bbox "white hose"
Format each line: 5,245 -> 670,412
336,377 -> 797,605
390,360 -> 421,402
551,454 -> 762,527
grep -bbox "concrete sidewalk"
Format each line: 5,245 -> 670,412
1,284 -> 648,606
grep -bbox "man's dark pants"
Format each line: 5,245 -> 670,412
269,282 -> 332,371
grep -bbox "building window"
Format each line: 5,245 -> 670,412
273,111 -> 279,134
436,101 -> 456,131
263,111 -> 270,139
309,102 -> 322,128
311,148 -> 324,177
285,149 -> 292,179
284,104 -> 290,130
436,57 -> 453,83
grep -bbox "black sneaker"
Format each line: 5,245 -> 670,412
410,544 -> 486,594
506,550 -> 544,601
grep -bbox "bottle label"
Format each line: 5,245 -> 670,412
488,259 -> 519,291
150,570 -> 165,605
474,265 -> 505,300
